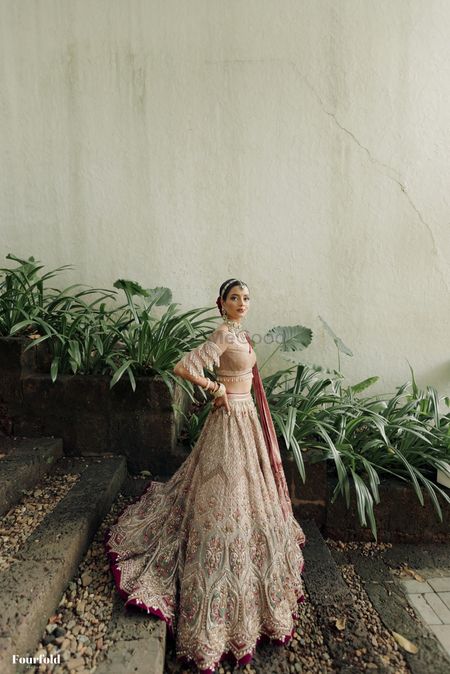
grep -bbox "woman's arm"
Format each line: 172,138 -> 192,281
173,361 -> 219,392
173,325 -> 230,392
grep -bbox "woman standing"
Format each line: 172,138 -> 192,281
104,278 -> 306,673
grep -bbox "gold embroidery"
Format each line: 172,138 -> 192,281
105,394 -> 306,672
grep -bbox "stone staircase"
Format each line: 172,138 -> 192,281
0,436 -> 63,517
0,436 -> 167,674
2,435 -> 450,674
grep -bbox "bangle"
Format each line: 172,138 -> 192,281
212,382 -> 226,398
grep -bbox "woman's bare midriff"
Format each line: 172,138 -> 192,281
223,381 -> 253,394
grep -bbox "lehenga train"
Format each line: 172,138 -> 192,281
104,391 -> 306,673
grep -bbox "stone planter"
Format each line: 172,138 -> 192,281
324,474 -> 450,543
0,335 -> 52,434
280,439 -> 450,543
280,444 -> 328,527
0,334 -> 52,375
3,335 -> 449,542
0,336 -> 190,475
0,335 -> 52,413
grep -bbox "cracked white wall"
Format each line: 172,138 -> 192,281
1,0 -> 449,394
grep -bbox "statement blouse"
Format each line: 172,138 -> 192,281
175,326 -> 257,384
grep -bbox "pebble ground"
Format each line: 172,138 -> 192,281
1,482 -> 417,674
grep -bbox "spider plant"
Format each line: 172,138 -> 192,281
0,256 -> 219,396
173,398 -> 214,448
261,320 -> 450,540
102,279 -> 219,394
8,287 -> 118,378
0,253 -> 75,335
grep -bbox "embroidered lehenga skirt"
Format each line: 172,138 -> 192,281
104,391 -> 307,673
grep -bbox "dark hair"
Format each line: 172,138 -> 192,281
216,278 -> 249,314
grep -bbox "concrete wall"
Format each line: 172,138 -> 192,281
1,0 -> 449,395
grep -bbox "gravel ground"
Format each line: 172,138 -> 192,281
326,539 -> 394,558
0,473 -> 80,572
285,590 -> 333,674
326,538 -> 423,623
326,538 -> 411,673
338,563 -> 410,672
30,492 -> 134,674
17,491 -> 413,674
27,483 -> 334,674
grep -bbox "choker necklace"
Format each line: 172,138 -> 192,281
223,316 -> 245,338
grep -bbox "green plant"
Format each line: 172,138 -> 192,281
105,280 -> 218,393
0,253 -> 75,335
4,257 -> 449,540
260,321 -> 450,541
318,315 -> 353,373
173,399 -> 213,448
0,255 -> 219,396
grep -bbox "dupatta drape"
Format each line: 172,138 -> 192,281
244,332 -> 292,521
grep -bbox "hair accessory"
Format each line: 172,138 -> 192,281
220,279 -> 240,299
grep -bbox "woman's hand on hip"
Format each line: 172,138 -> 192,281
212,393 -> 231,416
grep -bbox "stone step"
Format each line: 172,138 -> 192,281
0,455 -> 127,674
94,592 -> 166,674
0,436 -> 63,516
301,520 -> 393,673
94,474 -> 166,674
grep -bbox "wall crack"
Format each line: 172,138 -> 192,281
288,60 -> 450,295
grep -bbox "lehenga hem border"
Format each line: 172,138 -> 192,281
103,479 -> 177,639
179,582 -> 307,674
103,479 -> 307,673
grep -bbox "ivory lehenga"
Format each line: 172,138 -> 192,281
104,325 -> 307,673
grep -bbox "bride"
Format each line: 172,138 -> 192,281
104,278 -> 307,673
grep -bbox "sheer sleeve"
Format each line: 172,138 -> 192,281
175,327 -> 229,378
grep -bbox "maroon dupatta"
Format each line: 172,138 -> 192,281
244,332 -> 292,521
